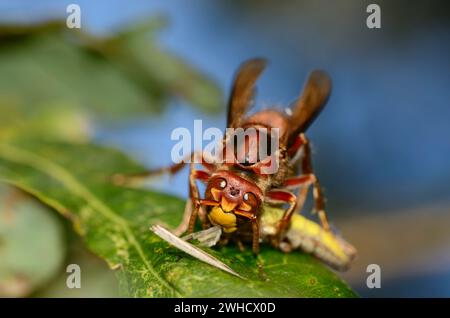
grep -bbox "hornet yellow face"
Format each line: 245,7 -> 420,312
208,206 -> 237,233
205,171 -> 263,233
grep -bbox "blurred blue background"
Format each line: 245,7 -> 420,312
1,0 -> 449,297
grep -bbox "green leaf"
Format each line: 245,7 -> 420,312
99,18 -> 224,114
0,184 -> 66,297
0,103 -> 91,142
0,19 -> 223,121
0,139 -> 356,297
35,236 -> 120,298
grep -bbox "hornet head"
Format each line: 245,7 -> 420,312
205,170 -> 263,233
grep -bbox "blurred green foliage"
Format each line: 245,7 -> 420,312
0,18 -> 223,126
0,185 -> 65,297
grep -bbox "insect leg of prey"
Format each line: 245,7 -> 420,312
181,225 -> 222,247
150,225 -> 245,279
